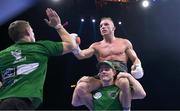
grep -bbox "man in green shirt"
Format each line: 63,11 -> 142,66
72,61 -> 146,110
0,8 -> 76,109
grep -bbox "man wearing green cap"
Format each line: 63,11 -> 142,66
72,60 -> 146,110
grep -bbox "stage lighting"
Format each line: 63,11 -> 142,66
92,19 -> 96,23
0,0 -> 37,25
51,0 -> 61,2
81,18 -> 84,22
142,0 -> 150,8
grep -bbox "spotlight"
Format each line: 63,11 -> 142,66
92,19 -> 96,23
51,0 -> 61,2
81,18 -> 84,22
142,0 -> 149,8
118,21 -> 122,25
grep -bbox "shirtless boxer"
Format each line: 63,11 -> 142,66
71,17 -> 144,108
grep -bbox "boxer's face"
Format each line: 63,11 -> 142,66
100,19 -> 115,37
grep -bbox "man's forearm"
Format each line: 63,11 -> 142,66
56,24 -> 75,49
127,75 -> 146,99
56,25 -> 71,43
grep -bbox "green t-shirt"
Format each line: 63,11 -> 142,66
92,85 -> 123,110
0,40 -> 63,108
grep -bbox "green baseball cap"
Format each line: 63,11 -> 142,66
97,61 -> 116,70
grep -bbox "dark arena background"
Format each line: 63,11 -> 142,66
0,0 -> 180,110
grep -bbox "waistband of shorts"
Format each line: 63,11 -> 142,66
108,60 -> 128,72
